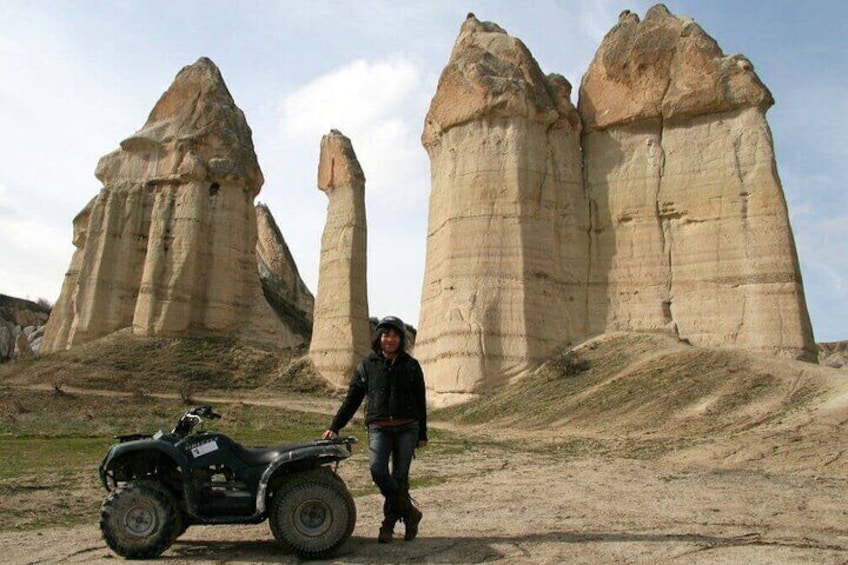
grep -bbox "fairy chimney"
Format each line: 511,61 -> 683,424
42,57 -> 303,353
309,130 -> 371,386
416,14 -> 587,406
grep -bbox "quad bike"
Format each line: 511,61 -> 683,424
98,405 -> 357,560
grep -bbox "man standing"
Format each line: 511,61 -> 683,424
323,316 -> 428,543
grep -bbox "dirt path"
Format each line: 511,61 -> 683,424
3,445 -> 847,564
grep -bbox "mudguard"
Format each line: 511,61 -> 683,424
98,436 -> 190,491
254,439 -> 354,514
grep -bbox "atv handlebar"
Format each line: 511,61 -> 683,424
172,405 -> 221,438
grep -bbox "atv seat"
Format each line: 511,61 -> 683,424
232,442 -> 310,466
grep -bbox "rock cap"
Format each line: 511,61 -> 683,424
95,57 -> 264,196
317,129 -> 365,191
422,13 -> 580,147
578,4 -> 773,131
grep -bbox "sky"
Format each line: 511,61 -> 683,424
0,0 -> 845,342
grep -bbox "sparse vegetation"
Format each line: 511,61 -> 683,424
0,329 -> 314,394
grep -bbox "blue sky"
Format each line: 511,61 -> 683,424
0,1 -> 845,342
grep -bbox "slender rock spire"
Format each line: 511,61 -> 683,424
309,130 -> 371,387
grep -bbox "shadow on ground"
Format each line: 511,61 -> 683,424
165,529 -> 830,563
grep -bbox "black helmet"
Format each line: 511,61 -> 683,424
376,316 -> 405,334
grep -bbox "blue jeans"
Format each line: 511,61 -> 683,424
368,421 -> 419,497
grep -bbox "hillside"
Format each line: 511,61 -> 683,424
4,328 -> 845,479
0,328 -> 331,395
436,331 -> 848,476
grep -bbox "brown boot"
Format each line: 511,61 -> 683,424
378,496 -> 399,543
395,489 -> 422,541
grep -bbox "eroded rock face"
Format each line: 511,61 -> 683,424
579,5 -> 815,360
41,58 -> 303,353
256,203 -> 314,340
308,130 -> 371,387
417,14 -> 587,406
418,7 -> 815,406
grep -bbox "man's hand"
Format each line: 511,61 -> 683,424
417,439 -> 428,449
322,429 -> 338,440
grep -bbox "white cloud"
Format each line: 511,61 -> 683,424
280,58 -> 421,140
277,57 -> 430,206
271,57 -> 431,322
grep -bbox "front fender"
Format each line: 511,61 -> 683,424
99,439 -> 190,491
254,440 -> 353,514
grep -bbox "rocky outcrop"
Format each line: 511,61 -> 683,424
256,203 -> 314,341
0,318 -> 15,362
416,14 -> 587,405
819,342 -> 848,370
418,7 -> 816,406
0,294 -> 50,362
579,5 -> 815,361
309,130 -> 371,387
41,58 -> 303,354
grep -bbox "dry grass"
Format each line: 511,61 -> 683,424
434,332 -> 824,439
0,329 -> 328,395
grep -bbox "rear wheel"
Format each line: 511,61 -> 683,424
100,480 -> 179,559
269,468 -> 356,559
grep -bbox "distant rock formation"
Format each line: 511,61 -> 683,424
818,342 -> 848,370
416,14 -> 586,405
41,58 -> 304,353
418,8 -> 816,406
0,294 -> 50,362
256,203 -> 314,340
309,130 -> 371,387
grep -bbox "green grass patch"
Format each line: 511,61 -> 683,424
0,437 -> 109,481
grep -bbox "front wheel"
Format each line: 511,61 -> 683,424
100,480 -> 179,559
269,468 -> 357,559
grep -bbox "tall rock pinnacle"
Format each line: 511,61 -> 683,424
41,57 -> 303,353
416,14 -> 587,406
579,5 -> 815,360
309,130 -> 371,386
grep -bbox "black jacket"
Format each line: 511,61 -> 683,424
329,351 -> 428,442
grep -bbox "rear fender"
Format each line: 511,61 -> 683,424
254,441 -> 352,514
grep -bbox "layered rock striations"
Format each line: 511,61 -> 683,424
418,7 -> 816,405
579,5 -> 815,360
309,130 -> 371,387
416,14 -> 587,405
41,58 -> 303,353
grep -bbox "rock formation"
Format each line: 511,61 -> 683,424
818,342 -> 848,370
309,130 -> 371,387
579,5 -> 815,360
418,8 -> 816,406
0,295 -> 51,362
416,14 -> 587,405
41,57 -> 304,353
256,203 -> 314,340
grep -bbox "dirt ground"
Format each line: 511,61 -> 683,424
5,436 -> 848,563
3,333 -> 848,564
3,450 -> 847,564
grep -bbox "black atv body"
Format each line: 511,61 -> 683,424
98,406 -> 357,559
